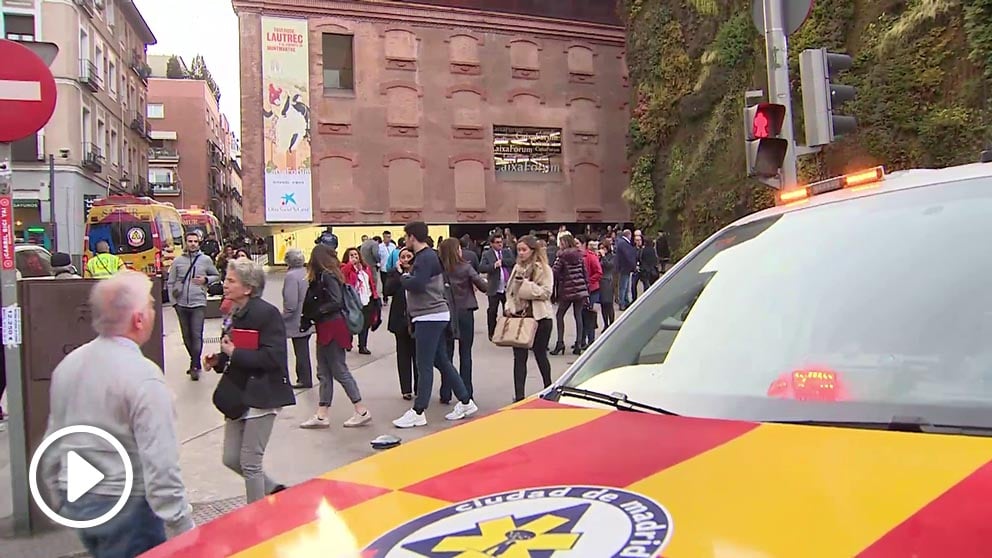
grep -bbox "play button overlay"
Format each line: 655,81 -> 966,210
28,425 -> 134,529
66,451 -> 106,503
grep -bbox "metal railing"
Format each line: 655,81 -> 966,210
78,59 -> 101,91
150,181 -> 180,195
148,147 -> 179,161
130,113 -> 146,135
83,143 -> 103,172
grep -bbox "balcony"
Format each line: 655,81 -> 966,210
82,143 -> 103,172
73,0 -> 95,16
78,59 -> 101,91
130,113 -> 147,136
130,52 -> 151,82
150,180 -> 180,196
148,147 -> 179,162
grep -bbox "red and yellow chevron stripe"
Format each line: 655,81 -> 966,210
143,399 -> 992,558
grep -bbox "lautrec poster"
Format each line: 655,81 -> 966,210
261,16 -> 313,222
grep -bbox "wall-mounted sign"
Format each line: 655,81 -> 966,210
493,126 -> 563,174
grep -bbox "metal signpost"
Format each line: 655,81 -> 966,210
0,38 -> 59,534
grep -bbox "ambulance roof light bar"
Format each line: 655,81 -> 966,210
777,166 -> 886,205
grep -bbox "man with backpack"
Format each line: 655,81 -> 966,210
393,222 -> 479,428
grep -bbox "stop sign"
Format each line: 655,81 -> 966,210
0,39 -> 57,143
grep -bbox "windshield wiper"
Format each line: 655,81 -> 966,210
769,416 -> 992,437
551,385 -> 678,415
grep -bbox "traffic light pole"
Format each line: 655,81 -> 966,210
762,0 -> 798,187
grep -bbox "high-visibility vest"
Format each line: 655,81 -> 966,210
87,253 -> 124,278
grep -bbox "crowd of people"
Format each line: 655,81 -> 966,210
284,222 -> 673,427
16,219 -> 672,557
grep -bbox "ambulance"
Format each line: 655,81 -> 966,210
178,207 -> 222,241
83,195 -> 185,283
145,161 -> 992,557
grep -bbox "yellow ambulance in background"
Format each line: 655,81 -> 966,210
82,195 -> 185,282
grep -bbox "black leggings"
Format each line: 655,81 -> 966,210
513,318 -> 553,401
555,299 -> 584,348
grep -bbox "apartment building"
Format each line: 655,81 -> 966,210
3,0 -> 156,257
233,0 -> 629,232
147,59 -> 244,238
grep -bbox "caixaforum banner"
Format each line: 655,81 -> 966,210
261,16 -> 313,222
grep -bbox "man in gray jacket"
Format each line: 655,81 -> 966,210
41,271 -> 195,555
167,231 -> 220,381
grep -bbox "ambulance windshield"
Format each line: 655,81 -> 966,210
564,176 -> 992,425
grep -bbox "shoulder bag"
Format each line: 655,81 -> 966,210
492,268 -> 538,349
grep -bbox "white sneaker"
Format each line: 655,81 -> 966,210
300,415 -> 330,429
393,409 -> 427,428
344,411 -> 372,427
445,400 -> 479,421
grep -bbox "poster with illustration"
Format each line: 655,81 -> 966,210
261,16 -> 313,222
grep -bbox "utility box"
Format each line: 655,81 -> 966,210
16,277 -> 164,529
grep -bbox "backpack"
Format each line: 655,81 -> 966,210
341,284 -> 365,335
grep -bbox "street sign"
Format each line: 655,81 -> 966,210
0,196 -> 14,271
0,39 -> 58,143
2,305 -> 21,348
751,0 -> 814,36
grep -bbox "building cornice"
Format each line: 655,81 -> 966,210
232,0 -> 625,45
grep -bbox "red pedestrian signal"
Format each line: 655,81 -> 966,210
744,102 -> 788,178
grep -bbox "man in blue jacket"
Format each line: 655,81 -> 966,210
393,221 -> 478,428
616,229 -> 638,311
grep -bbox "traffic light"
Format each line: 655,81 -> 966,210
800,48 -> 857,147
744,102 -> 789,178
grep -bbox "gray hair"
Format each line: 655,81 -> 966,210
90,270 -> 152,336
284,248 -> 305,268
227,258 -> 265,297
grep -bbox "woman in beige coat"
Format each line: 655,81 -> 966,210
504,235 -> 555,401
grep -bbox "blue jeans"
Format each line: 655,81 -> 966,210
618,272 -> 632,309
413,320 -> 469,413
442,309 -> 477,401
60,494 -> 166,558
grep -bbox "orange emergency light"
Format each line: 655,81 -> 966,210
777,166 -> 885,205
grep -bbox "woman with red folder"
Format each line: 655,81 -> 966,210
204,258 -> 296,503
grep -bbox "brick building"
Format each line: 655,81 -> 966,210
232,0 -> 629,232
146,58 -> 244,237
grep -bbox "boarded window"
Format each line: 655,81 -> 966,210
572,162 -> 601,209
385,86 -> 420,126
509,40 -> 539,70
318,157 -> 355,209
454,160 -> 486,210
567,45 -> 595,75
388,158 -> 424,208
449,34 -> 479,63
384,29 -> 417,60
451,90 -> 483,128
568,98 -> 598,133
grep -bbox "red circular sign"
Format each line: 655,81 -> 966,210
0,198 -> 10,208
0,39 -> 57,143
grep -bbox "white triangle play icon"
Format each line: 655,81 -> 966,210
66,451 -> 105,503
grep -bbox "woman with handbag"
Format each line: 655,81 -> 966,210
383,248 -> 419,400
503,235 -> 555,402
205,258 -> 296,503
298,245 -> 372,429
439,238 -> 488,403
342,247 -> 379,355
550,233 -> 589,356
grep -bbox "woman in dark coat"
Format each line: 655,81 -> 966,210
599,237 -> 618,329
206,258 -> 296,503
384,248 -> 418,399
551,233 -> 589,356
440,238 -> 488,402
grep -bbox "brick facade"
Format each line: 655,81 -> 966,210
233,0 -> 629,227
